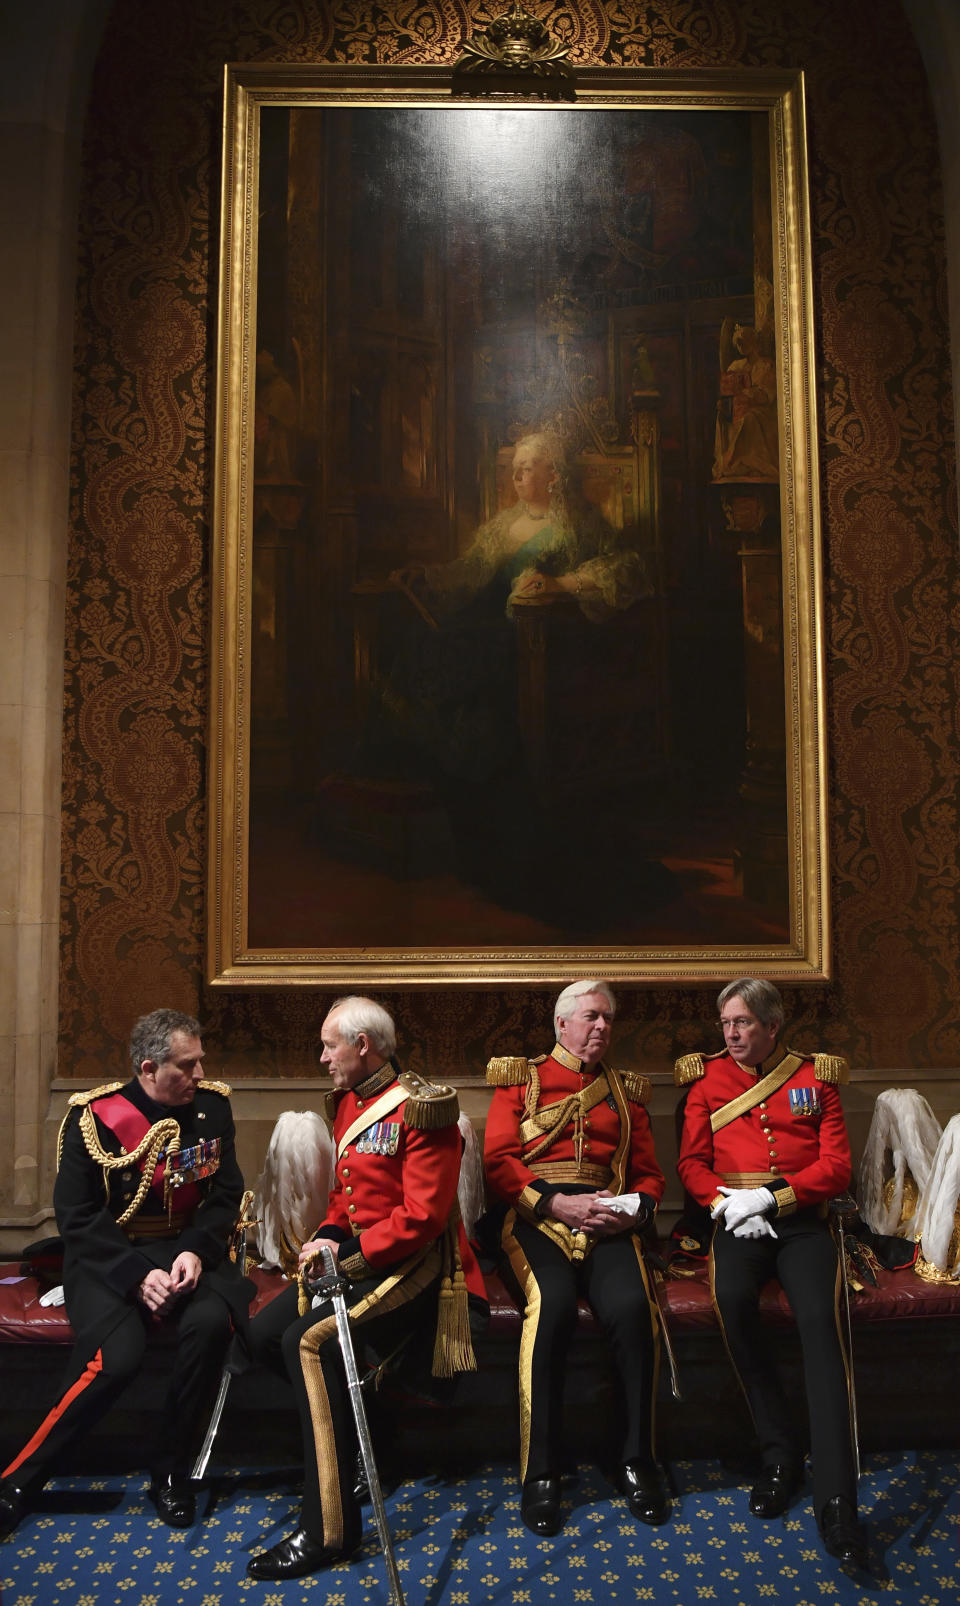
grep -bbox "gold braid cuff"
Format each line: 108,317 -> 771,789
674,1053 -> 706,1086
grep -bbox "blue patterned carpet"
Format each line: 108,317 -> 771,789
1,1451 -> 956,1605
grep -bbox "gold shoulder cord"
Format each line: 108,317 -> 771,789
74,1105 -> 181,1225
523,1061 -> 543,1125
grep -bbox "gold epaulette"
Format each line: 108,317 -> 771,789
619,1070 -> 652,1106
58,1082 -> 126,1165
199,1079 -> 231,1097
486,1055 -> 534,1087
814,1053 -> 849,1086
674,1052 -> 706,1086
66,1080 -> 125,1107
398,1069 -> 460,1130
323,1090 -> 339,1124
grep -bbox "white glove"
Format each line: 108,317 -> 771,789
732,1213 -> 779,1239
712,1186 -> 775,1231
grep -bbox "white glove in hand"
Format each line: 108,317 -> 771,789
714,1186 -> 775,1231
732,1214 -> 779,1239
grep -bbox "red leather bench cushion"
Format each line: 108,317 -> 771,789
2,1257 -> 958,1347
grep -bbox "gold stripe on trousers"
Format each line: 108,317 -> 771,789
298,1240 -> 442,1546
502,1209 -> 660,1481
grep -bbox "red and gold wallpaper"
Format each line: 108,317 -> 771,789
59,1 -> 957,1081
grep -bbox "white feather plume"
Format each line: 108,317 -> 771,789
857,1088 -> 942,1237
916,1114 -> 960,1275
457,1112 -> 485,1242
254,1110 -> 334,1267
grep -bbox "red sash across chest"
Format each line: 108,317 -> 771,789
92,1092 -> 202,1212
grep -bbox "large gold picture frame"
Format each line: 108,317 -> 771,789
207,62 -> 828,987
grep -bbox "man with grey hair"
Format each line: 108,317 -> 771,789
485,980 -> 667,1537
676,978 -> 868,1573
246,995 -> 485,1580
0,1009 -> 246,1538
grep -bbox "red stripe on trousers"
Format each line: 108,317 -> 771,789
2,1347 -> 104,1479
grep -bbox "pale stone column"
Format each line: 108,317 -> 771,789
0,4 -> 107,1237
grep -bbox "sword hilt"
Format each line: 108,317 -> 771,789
307,1267 -> 350,1300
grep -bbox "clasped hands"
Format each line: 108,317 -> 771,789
510,568 -> 574,604
712,1185 -> 778,1239
549,1189 -> 646,1237
137,1250 -> 202,1315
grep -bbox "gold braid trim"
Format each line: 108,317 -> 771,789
57,1082 -> 126,1168
198,1079 -> 231,1096
398,1069 -> 460,1130
674,1053 -> 706,1086
75,1104 -> 181,1226
486,1055 -> 532,1086
814,1053 -> 849,1085
620,1070 -> 652,1106
520,1072 -> 611,1167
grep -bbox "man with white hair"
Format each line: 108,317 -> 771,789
676,978 -> 867,1573
484,980 -> 667,1536
245,995 -> 485,1580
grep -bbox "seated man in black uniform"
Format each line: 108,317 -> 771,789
0,1009 -> 247,1536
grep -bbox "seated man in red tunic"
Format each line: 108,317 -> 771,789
245,994 -> 485,1581
0,1009 -> 246,1537
676,977 -> 868,1574
484,979 -> 667,1537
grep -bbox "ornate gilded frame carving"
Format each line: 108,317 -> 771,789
207,63 -> 829,986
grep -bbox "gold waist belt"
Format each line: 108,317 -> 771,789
721,1171 -> 779,1187
721,1172 -> 827,1217
530,1161 -> 612,1187
122,1210 -> 191,1239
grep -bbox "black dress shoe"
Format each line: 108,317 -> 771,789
0,1479 -> 26,1540
820,1496 -> 870,1571
246,1528 -> 350,1580
147,1475 -> 195,1528
621,1460 -> 669,1526
521,1476 -> 563,1537
749,1463 -> 801,1518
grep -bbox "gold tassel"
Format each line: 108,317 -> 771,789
297,1266 -> 311,1316
431,1221 -> 477,1378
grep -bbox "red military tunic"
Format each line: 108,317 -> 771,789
321,1062 -> 485,1301
677,1045 -> 851,1217
485,1044 -> 664,1236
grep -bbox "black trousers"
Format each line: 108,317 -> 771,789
502,1216 -> 659,1484
248,1263 -> 439,1550
711,1211 -> 856,1521
3,1275 -> 233,1489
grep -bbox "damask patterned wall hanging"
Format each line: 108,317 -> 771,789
61,1 -> 957,1080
